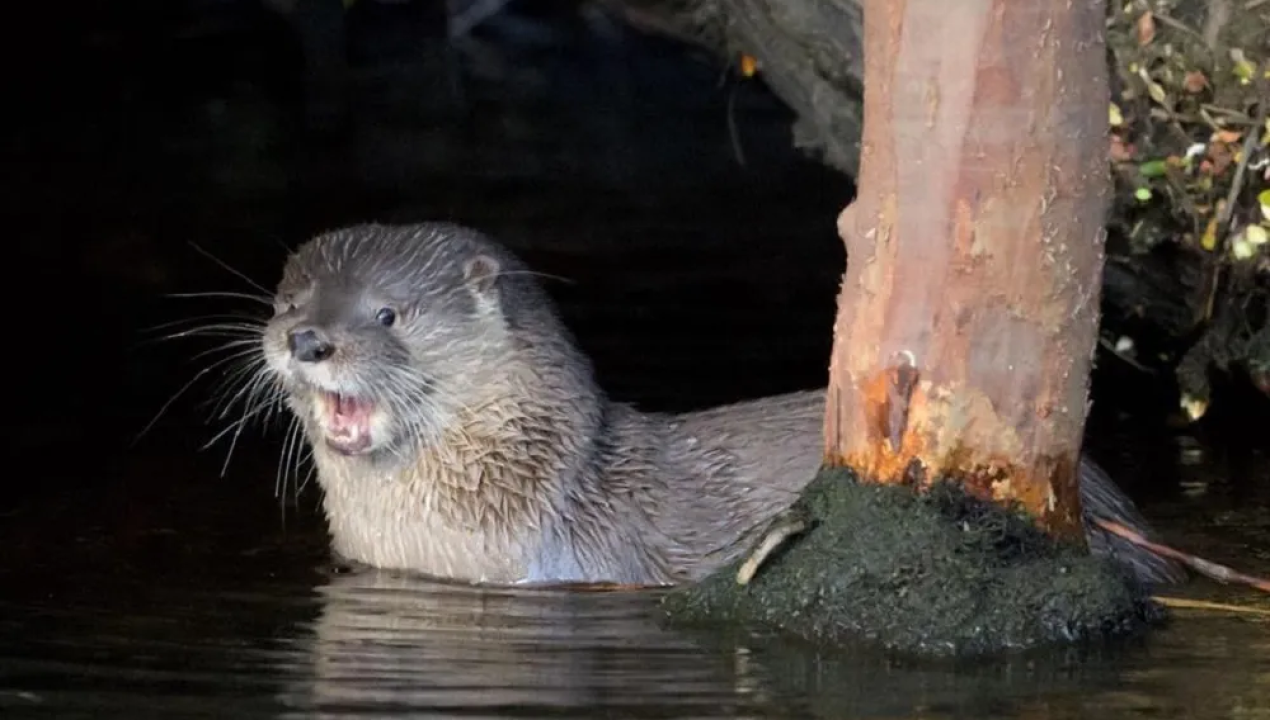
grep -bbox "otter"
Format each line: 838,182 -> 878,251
259,222 -> 1184,587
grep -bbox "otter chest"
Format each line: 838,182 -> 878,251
316,462 -> 534,584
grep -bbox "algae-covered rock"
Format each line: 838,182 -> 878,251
663,467 -> 1164,656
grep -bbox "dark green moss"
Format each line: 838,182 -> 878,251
663,467 -> 1165,657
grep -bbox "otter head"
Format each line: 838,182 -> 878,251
261,223 -> 543,463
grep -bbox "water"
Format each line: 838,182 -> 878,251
4,446 -> 1270,719
4,2 -> 1270,717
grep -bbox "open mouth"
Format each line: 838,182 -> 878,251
316,391 -> 376,455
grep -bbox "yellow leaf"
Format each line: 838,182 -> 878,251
1181,394 -> 1208,422
1233,59 -> 1257,84
1232,236 -> 1255,260
1259,189 -> 1270,222
1201,217 -> 1219,250
1247,224 -> 1269,246
1110,103 -> 1124,127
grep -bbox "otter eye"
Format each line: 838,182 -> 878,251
375,307 -> 397,327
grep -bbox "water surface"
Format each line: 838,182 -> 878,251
3,419 -> 1270,719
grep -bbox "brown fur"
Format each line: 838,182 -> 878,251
260,222 -> 1184,587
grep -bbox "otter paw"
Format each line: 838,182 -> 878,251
736,507 -> 812,586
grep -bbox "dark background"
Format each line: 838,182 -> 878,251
1,0 -> 1263,527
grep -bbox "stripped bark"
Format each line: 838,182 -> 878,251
825,0 -> 1112,541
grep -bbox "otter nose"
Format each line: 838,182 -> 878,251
287,327 -> 335,363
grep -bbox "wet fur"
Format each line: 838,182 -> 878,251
261,222 -> 1184,587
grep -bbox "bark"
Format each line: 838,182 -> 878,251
824,0 -> 1111,542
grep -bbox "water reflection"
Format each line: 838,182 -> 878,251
282,570 -> 765,717
266,564 -> 1270,719
3,477 -> 1270,719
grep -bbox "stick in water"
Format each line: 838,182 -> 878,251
1094,518 -> 1270,593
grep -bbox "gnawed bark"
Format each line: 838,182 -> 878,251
824,0 -> 1111,542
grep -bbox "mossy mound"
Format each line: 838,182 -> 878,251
663,467 -> 1165,657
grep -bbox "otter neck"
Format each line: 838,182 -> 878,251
312,357 -> 606,582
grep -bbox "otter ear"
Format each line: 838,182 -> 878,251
463,254 -> 501,301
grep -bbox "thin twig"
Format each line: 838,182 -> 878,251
1095,518 -> 1270,593
1197,81 -> 1268,322
1149,11 -> 1208,48
1202,0 -> 1232,50
1217,84 -> 1269,234
1099,336 -> 1158,374
1152,595 -> 1270,617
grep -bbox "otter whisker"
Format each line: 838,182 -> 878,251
187,241 -> 274,297
422,268 -> 578,311
190,339 -> 266,367
483,268 -> 576,286
297,463 -> 318,498
157,321 -> 266,342
133,347 -> 264,445
276,414 -> 308,502
282,420 -> 305,499
384,361 -> 475,423
204,389 -> 283,476
165,290 -> 274,305
203,352 -> 273,419
139,314 -> 267,338
374,363 -> 459,448
200,357 -> 285,465
373,369 -> 432,450
294,448 -> 317,499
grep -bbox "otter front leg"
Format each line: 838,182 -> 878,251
736,505 -> 812,586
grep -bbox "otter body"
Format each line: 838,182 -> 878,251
260,222 -> 1182,587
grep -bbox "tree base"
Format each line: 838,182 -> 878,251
662,467 -> 1165,657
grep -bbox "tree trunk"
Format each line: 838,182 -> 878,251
824,0 -> 1111,542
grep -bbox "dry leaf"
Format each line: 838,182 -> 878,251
1110,135 -> 1135,162
1215,129 -> 1243,144
1208,142 -> 1234,175
1183,71 -> 1208,93
1136,11 -> 1156,46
